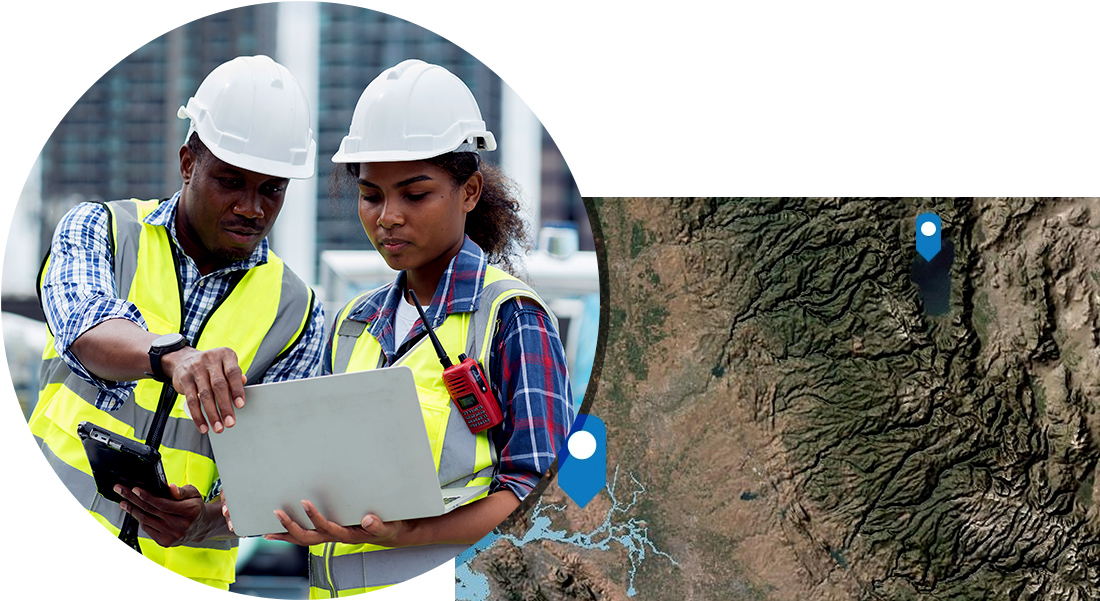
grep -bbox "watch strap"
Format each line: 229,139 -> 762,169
148,334 -> 189,383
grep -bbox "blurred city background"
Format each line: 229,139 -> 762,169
2,3 -> 597,597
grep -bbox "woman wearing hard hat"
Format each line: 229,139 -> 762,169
265,59 -> 574,597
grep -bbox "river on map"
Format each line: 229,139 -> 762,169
455,468 -> 678,599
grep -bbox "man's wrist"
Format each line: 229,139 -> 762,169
148,333 -> 190,382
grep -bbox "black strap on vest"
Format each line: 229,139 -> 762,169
118,382 -> 177,553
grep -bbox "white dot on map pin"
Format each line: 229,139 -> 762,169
558,416 -> 607,507
568,430 -> 597,460
920,222 -> 937,237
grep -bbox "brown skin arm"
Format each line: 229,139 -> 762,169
69,317 -> 247,434
69,318 -> 162,383
261,490 -> 520,548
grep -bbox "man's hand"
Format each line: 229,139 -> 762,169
162,347 -> 247,434
68,320 -> 248,434
116,483 -> 207,547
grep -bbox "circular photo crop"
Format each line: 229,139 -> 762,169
2,3 -> 598,599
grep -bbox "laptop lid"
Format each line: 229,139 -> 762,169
207,366 -> 455,537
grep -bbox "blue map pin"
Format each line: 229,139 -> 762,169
915,213 -> 942,261
556,414 -> 606,507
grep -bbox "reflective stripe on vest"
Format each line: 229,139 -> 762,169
28,198 -> 314,588
308,266 -> 553,597
308,543 -> 469,594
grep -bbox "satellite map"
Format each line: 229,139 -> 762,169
459,198 -> 1100,601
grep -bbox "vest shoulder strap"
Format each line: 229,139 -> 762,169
103,199 -> 167,300
35,199 -> 158,336
330,285 -> 388,371
330,267 -> 556,373
468,267 -> 555,365
333,284 -> 387,340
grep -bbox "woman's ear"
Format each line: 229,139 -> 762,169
461,171 -> 483,213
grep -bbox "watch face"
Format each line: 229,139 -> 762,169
152,332 -> 187,351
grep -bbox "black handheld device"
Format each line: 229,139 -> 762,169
77,421 -> 171,504
409,290 -> 504,433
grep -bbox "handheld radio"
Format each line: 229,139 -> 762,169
409,290 -> 503,433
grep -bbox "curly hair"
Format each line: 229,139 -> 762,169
331,153 -> 531,274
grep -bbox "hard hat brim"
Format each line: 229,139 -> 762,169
331,133 -> 496,165
211,140 -> 318,179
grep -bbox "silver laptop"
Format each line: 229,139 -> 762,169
206,366 -> 488,537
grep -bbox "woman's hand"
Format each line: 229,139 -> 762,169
264,490 -> 519,548
264,500 -> 408,547
220,489 -> 235,534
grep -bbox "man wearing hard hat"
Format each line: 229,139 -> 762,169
27,55 -> 325,590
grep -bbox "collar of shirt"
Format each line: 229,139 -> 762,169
347,235 -> 488,362
144,191 -> 270,275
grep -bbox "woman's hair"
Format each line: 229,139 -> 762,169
331,152 -> 530,274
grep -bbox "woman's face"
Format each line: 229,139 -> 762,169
356,160 -> 481,277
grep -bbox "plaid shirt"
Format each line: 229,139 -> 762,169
325,237 -> 573,500
40,193 -> 325,412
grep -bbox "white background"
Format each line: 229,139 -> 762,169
4,1 -> 1100,600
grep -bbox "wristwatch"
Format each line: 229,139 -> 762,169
148,333 -> 190,383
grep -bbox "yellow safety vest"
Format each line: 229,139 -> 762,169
308,266 -> 552,598
28,199 -> 316,589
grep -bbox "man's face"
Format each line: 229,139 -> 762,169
176,144 -> 289,275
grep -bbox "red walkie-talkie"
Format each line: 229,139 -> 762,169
409,290 -> 503,433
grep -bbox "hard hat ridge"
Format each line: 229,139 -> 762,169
332,59 -> 496,164
178,55 -> 317,179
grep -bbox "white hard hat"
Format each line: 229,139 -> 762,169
331,59 -> 496,164
178,55 -> 316,179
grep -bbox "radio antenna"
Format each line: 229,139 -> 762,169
408,289 -> 453,368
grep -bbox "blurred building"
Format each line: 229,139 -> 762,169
36,4 -> 281,256
28,3 -> 588,285
314,4 -> 506,254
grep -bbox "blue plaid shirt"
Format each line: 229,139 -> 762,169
41,193 -> 325,412
325,237 -> 574,500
